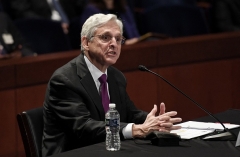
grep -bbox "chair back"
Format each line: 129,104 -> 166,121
17,107 -> 43,157
14,18 -> 72,54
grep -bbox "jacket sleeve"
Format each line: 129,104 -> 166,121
44,72 -> 106,147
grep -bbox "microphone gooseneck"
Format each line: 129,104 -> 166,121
138,65 -> 148,72
138,65 -> 236,141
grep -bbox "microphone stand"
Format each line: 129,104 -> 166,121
138,65 -> 236,141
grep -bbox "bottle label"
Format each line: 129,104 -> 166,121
105,118 -> 119,127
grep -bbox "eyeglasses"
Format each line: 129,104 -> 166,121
91,34 -> 126,45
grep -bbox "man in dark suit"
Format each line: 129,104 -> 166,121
42,13 -> 182,157
0,12 -> 36,59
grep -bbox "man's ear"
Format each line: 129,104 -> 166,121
81,36 -> 89,51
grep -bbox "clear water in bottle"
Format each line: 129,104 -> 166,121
105,103 -> 120,151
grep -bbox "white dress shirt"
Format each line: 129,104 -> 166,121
84,55 -> 133,139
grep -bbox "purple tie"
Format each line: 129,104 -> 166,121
99,74 -> 110,113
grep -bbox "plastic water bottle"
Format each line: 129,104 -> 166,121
105,103 -> 121,151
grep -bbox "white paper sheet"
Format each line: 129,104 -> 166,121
170,121 -> 240,139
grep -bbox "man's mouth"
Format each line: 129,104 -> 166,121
108,51 -> 116,55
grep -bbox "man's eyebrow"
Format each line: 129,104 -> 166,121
100,31 -> 121,36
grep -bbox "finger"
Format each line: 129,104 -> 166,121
161,111 -> 178,117
159,102 -> 165,115
159,128 -> 170,132
169,118 -> 182,124
160,122 -> 173,128
159,124 -> 181,131
149,104 -> 157,116
158,115 -> 171,121
170,125 -> 182,130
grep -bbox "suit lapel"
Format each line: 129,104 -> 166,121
108,68 -> 123,113
76,53 -> 105,120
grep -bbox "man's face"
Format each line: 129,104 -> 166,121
84,20 -> 122,72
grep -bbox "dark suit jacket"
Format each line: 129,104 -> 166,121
42,53 -> 147,157
10,0 -> 52,19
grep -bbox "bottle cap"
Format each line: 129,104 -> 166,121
109,103 -> 116,108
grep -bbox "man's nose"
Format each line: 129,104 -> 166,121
109,38 -> 118,47
109,44 -> 114,49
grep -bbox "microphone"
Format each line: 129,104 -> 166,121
138,65 -> 236,141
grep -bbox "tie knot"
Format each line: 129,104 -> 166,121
99,74 -> 107,84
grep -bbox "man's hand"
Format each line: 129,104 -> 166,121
61,23 -> 69,34
132,102 -> 182,138
124,38 -> 138,45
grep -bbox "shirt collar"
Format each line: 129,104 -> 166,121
84,55 -> 108,82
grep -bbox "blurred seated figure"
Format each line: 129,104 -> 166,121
80,0 -> 140,45
0,12 -> 36,59
212,0 -> 240,32
14,18 -> 72,54
59,0 -> 87,21
58,0 -> 87,49
132,0 -> 197,35
10,0 -> 69,34
138,4 -> 209,37
134,0 -> 196,11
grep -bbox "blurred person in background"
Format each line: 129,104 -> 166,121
59,0 -> 87,22
80,0 -> 140,45
10,0 -> 69,34
213,0 -> 240,32
0,12 -> 36,59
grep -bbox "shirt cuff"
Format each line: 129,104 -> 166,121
122,123 -> 134,139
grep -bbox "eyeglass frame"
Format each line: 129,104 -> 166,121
91,34 -> 126,45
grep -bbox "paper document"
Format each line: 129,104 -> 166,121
171,128 -> 214,139
170,121 -> 240,139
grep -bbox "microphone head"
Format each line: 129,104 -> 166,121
138,65 -> 148,71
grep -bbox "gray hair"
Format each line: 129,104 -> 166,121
80,13 -> 123,51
